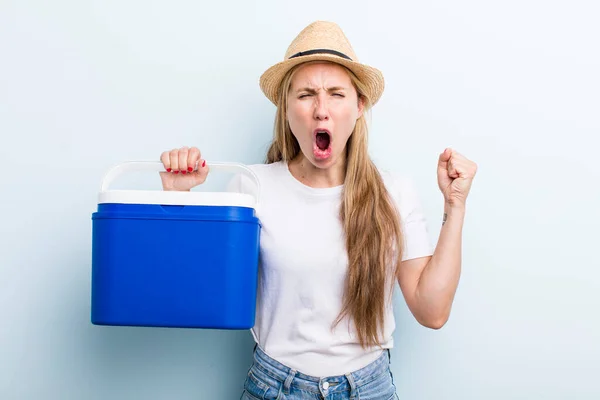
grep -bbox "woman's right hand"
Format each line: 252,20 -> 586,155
159,146 -> 209,191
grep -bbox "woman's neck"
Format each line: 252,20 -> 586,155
287,152 -> 346,188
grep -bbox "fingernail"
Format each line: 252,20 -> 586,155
166,168 -> 172,172
182,170 -> 187,174
174,170 -> 179,174
188,167 -> 193,172
202,160 -> 206,168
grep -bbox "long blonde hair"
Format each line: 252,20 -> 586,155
265,62 -> 404,349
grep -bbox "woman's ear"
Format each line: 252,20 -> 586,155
357,96 -> 365,119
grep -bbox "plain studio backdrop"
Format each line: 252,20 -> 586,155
1,1 -> 598,399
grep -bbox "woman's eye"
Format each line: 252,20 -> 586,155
333,93 -> 345,97
299,94 -> 311,99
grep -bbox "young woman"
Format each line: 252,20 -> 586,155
159,21 -> 477,400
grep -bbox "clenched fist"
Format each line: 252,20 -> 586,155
159,146 -> 209,191
437,148 -> 478,209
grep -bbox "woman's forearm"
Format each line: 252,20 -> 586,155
415,204 -> 465,328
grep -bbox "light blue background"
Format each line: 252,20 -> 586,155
1,1 -> 599,399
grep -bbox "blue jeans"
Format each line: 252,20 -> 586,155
241,345 -> 399,399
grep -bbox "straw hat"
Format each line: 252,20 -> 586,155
259,21 -> 385,106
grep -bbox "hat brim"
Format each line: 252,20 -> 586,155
259,54 -> 385,106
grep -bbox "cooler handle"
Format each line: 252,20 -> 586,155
100,161 -> 261,207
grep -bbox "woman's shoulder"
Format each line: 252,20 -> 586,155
377,168 -> 426,219
244,161 -> 287,184
378,168 -> 418,194
226,161 -> 285,194
246,161 -> 284,174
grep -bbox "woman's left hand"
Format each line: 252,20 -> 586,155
437,148 -> 478,209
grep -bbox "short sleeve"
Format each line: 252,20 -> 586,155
384,173 -> 435,262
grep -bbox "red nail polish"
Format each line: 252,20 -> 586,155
174,170 -> 179,174
166,168 -> 172,172
182,170 -> 186,174
202,160 -> 206,168
188,167 -> 193,172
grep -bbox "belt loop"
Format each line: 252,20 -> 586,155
345,373 -> 358,399
282,369 -> 296,395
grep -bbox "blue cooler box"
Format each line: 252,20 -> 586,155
91,161 -> 261,329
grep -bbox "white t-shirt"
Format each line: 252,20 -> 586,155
227,161 -> 434,377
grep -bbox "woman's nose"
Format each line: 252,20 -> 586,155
313,96 -> 329,121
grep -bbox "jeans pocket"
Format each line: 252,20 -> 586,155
356,368 -> 397,400
241,389 -> 263,400
243,370 -> 269,400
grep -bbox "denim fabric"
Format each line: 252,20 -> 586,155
241,345 -> 399,400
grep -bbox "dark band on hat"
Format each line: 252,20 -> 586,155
289,49 -> 353,61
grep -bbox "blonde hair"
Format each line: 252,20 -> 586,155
265,62 -> 405,348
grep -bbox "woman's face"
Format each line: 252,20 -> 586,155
287,62 -> 364,169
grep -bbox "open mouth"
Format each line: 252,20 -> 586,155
316,131 -> 331,150
313,129 -> 332,159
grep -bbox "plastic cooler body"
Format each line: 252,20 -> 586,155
91,203 -> 261,329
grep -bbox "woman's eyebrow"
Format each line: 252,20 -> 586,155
295,86 -> 347,93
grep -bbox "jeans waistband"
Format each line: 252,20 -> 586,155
251,345 -> 389,396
